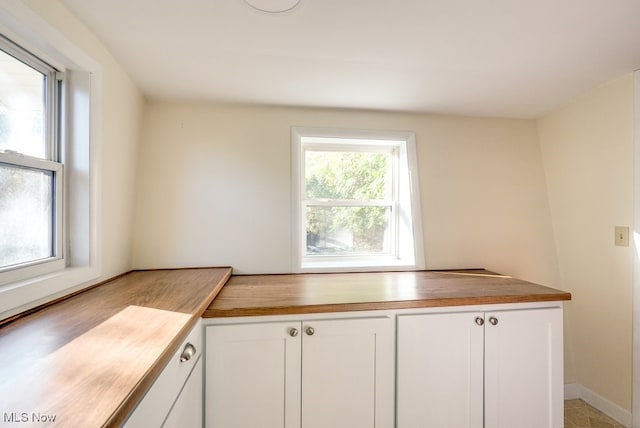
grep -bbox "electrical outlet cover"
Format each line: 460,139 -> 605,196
614,226 -> 630,247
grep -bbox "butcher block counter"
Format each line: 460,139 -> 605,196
202,269 -> 571,428
203,269 -> 571,318
0,267 -> 231,428
0,267 -> 570,427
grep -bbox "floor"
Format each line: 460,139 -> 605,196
565,399 -> 626,428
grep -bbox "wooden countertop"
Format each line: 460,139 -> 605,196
203,270 -> 571,317
0,267 -> 569,426
0,267 -> 231,428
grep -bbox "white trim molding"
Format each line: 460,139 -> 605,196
290,126 -> 425,273
633,69 -> 640,428
565,383 -> 632,427
0,1 -> 102,320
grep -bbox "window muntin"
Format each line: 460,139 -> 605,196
0,37 -> 63,277
292,128 -> 424,272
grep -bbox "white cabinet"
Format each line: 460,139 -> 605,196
300,318 -> 393,428
205,321 -> 301,428
163,358 -> 203,428
397,310 -> 485,428
397,307 -> 564,428
483,308 -> 564,427
205,316 -> 393,428
124,322 -> 203,428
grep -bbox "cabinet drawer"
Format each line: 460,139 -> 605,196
124,321 -> 203,427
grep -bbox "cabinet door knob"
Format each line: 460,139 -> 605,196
179,343 -> 196,363
289,328 -> 299,337
488,316 -> 498,326
475,317 -> 485,326
305,326 -> 315,336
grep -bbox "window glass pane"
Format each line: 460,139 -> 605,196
0,49 -> 46,159
305,151 -> 392,200
306,206 -> 391,256
0,164 -> 53,269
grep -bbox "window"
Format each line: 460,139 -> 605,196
292,127 -> 425,272
0,1 -> 99,320
0,36 -> 64,280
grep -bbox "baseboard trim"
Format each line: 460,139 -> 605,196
565,383 -> 632,427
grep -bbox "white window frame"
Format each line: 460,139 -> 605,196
291,127 -> 425,272
0,1 -> 102,320
0,35 -> 65,282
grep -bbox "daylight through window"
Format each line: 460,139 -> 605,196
305,143 -> 395,257
0,36 -> 64,277
292,128 -> 424,271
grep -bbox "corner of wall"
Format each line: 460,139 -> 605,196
631,69 -> 640,428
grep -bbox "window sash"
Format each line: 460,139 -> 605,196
0,35 -> 60,161
0,37 -> 64,283
301,141 -> 400,261
292,126 -> 424,272
0,151 -> 61,171
0,153 -> 64,276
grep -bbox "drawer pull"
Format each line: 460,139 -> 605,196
179,343 -> 196,363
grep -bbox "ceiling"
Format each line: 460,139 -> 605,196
61,0 -> 640,118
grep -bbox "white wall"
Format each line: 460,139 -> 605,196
538,75 -> 634,411
10,1 -> 634,416
24,0 -> 145,281
133,103 -> 559,286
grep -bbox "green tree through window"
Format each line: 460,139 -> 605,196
304,150 -> 393,255
293,127 -> 424,271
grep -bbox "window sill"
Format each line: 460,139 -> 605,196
0,265 -> 101,321
300,258 -> 422,273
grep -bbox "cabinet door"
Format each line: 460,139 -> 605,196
163,358 -> 203,427
397,312 -> 484,428
124,323 -> 203,428
484,307 -> 563,428
300,317 -> 393,428
206,322 -> 302,428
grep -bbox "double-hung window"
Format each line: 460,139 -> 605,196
292,127 -> 425,272
0,4 -> 97,320
0,37 -> 64,280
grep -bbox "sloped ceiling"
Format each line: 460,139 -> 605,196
61,0 -> 640,118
